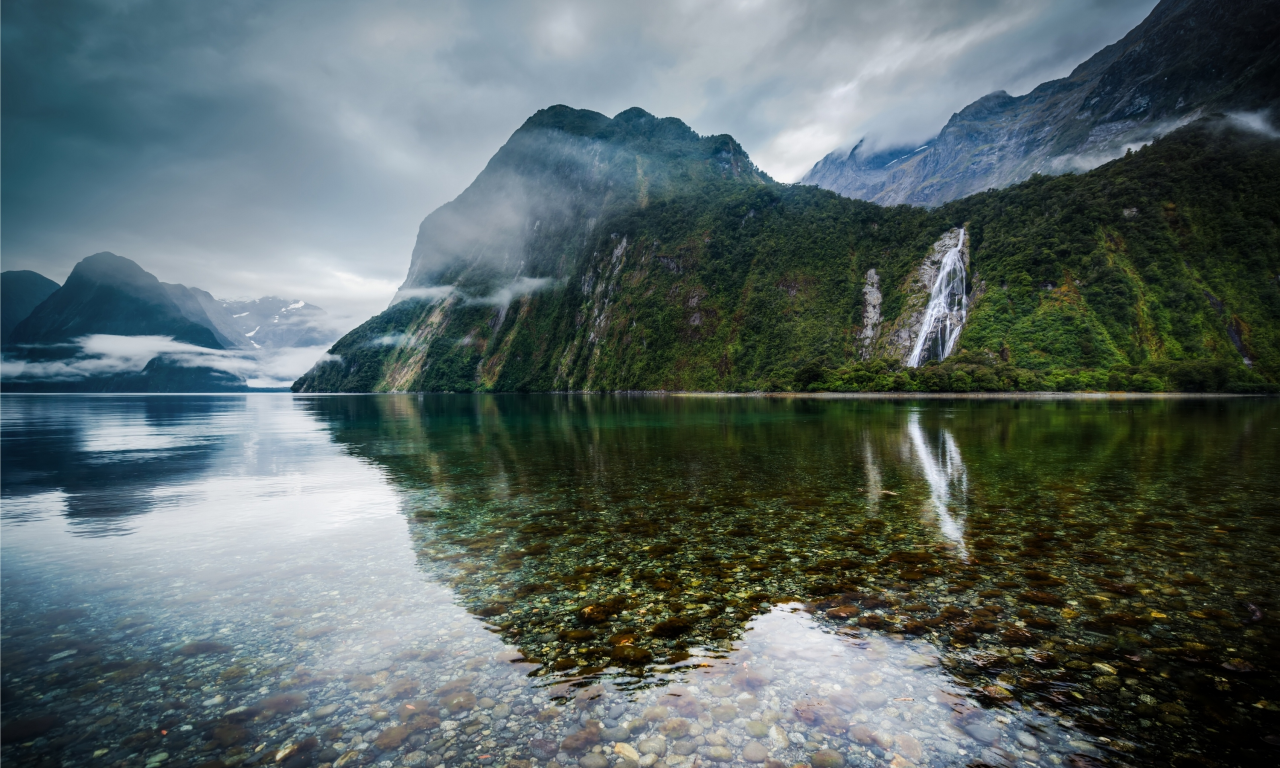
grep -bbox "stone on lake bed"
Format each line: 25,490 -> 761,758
711,704 -> 737,722
580,754 -> 609,768
528,738 -> 558,760
312,703 -> 339,718
638,736 -> 667,756
700,745 -> 733,762
441,690 -> 477,712
895,734 -> 923,761
403,751 -> 428,767
1015,731 -> 1038,748
615,743 -> 641,761
1093,675 -> 1122,691
374,725 -> 411,749
746,720 -> 769,738
178,641 -> 232,655
742,740 -> 769,763
810,748 -> 845,768
602,726 -> 631,741
964,722 -> 1001,745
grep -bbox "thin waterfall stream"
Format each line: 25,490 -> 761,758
907,228 -> 967,367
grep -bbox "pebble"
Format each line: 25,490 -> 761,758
964,723 -> 1001,745
742,740 -> 769,763
811,748 -> 845,768
580,754 -> 610,768
699,745 -> 734,762
896,734 -> 923,761
638,737 -> 667,756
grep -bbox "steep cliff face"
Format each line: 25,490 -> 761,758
298,115 -> 1278,393
865,228 -> 970,364
803,0 -> 1280,207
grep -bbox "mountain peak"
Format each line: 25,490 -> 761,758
803,0 -> 1280,206
397,104 -> 768,297
8,252 -> 224,350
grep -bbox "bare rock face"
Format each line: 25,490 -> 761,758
803,0 -> 1280,207
864,228 -> 968,364
858,269 -> 882,359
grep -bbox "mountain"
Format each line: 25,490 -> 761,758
1,253 -> 250,392
210,296 -> 333,349
7,252 -> 224,350
295,107 -> 1279,395
1,270 -> 60,343
160,283 -> 240,348
161,286 -> 334,350
802,0 -> 1280,207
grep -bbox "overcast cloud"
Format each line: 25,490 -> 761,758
2,0 -> 1157,328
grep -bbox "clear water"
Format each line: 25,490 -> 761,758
2,394 -> 1278,768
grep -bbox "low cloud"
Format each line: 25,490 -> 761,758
1226,110 -> 1279,139
368,333 -> 413,347
1,335 -> 336,389
465,276 -> 557,307
389,285 -> 456,307
1046,114 -> 1197,174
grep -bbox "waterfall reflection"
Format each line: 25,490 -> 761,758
905,412 -> 969,559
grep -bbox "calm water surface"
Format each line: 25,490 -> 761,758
2,395 -> 1278,768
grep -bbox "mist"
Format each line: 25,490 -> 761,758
1,335 -> 337,389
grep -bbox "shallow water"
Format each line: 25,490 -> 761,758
2,395 -> 1278,768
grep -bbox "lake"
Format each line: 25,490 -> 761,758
2,394 -> 1277,768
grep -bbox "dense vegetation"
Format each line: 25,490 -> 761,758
296,116 -> 1280,394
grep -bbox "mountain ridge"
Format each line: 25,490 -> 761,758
295,109 -> 1279,395
1,270 -> 60,344
802,0 -> 1280,207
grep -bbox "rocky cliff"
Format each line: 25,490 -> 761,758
802,0 -> 1280,207
296,111 -> 1278,394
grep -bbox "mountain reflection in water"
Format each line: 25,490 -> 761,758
0,394 -> 1276,768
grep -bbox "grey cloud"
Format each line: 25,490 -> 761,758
3,0 -> 1158,329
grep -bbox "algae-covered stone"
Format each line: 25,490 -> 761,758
638,736 -> 667,756
810,748 -> 845,768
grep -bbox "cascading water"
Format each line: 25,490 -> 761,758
907,228 -> 967,367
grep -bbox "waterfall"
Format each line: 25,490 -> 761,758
907,228 -> 967,367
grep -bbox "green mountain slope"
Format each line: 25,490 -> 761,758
296,114 -> 1279,394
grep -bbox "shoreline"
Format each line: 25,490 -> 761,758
1,390 -> 1271,399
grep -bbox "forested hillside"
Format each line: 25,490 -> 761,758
295,114 -> 1279,394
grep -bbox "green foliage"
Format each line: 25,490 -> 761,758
295,117 -> 1280,395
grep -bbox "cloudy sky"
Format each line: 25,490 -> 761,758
3,0 -> 1157,328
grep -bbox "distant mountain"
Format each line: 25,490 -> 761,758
7,252 -> 224,350
1,270 -> 60,343
161,286 -> 334,350
160,283 -> 240,348
212,297 -> 333,349
802,0 -> 1280,206
2,253 -> 243,392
